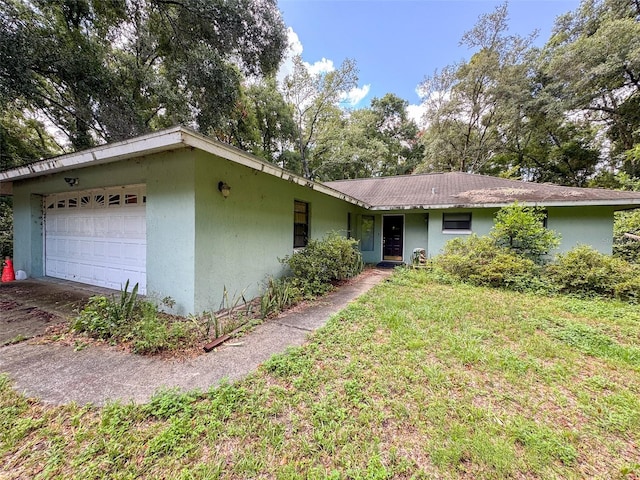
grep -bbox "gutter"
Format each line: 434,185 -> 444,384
0,127 -> 186,182
366,199 -> 640,210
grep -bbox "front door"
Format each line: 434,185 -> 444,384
383,215 -> 404,261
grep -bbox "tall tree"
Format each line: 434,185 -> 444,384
541,0 -> 640,174
283,55 -> 358,179
245,77 -> 297,164
417,3 -> 536,174
0,103 -> 62,170
312,93 -> 423,180
369,94 -> 423,176
0,0 -> 287,155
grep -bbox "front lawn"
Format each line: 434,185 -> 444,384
1,269 -> 639,478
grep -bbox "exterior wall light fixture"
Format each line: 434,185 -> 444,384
64,177 -> 79,187
218,181 -> 231,198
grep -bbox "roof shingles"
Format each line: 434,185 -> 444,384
324,172 -> 640,209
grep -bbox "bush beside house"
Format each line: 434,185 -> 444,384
434,204 -> 640,302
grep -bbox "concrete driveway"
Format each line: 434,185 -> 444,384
0,269 -> 393,406
0,278 -> 112,345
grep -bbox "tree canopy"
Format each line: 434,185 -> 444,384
0,0 -> 287,166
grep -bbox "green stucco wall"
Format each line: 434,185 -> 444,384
11,149 -> 198,314
427,209 -> 497,257
356,205 -> 616,264
547,206 -> 615,255
192,151 -> 357,313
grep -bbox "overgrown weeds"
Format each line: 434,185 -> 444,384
71,283 -> 202,354
2,270 -> 639,478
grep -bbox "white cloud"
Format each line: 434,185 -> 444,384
304,58 -> 335,76
340,84 -> 371,107
407,103 -> 427,128
277,27 -> 303,83
287,27 -> 303,56
277,27 -> 368,108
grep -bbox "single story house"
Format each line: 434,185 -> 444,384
2,126 -> 640,314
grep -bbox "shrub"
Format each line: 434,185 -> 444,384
0,197 -> 12,259
434,234 -> 541,290
281,232 -> 363,297
613,209 -> 640,263
490,202 -> 560,263
72,281 -> 140,339
71,295 -> 121,339
545,245 -> 640,301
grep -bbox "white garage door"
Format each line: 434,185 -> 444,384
44,186 -> 147,294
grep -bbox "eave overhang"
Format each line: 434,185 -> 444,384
0,126 -> 369,208
367,199 -> 640,210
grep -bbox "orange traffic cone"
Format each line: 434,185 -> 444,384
2,257 -> 15,282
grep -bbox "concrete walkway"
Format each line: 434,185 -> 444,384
0,269 -> 392,406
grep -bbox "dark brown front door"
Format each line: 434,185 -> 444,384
383,215 -> 404,261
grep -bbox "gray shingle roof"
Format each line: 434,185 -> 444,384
324,172 -> 640,209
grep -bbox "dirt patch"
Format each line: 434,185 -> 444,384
0,279 -> 103,345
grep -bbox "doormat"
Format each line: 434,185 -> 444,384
376,261 -> 404,268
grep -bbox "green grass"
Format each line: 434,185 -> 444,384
2,268 -> 640,478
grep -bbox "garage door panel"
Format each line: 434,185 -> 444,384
45,187 -> 146,294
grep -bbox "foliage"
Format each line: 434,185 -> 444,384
281,232 -> 363,297
415,1 -> 631,186
545,245 -> 640,301
0,196 -> 12,258
416,3 -> 537,174
0,104 -> 62,170
260,277 -> 302,318
72,283 -> 201,353
3,272 -> 640,478
283,55 -> 359,179
313,93 -> 424,180
541,0 -> 640,172
490,202 -> 560,262
244,77 -> 297,164
434,234 -> 541,291
0,0 -> 287,161
613,209 -> 640,263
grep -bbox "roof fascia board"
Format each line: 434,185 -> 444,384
368,199 -> 640,210
0,127 -> 186,182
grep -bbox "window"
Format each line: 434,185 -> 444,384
108,194 -> 121,206
347,212 -> 352,239
293,200 -> 309,248
361,215 -> 375,251
443,213 -> 472,232
125,193 -> 138,205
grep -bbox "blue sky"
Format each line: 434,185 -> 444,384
278,0 -> 581,114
